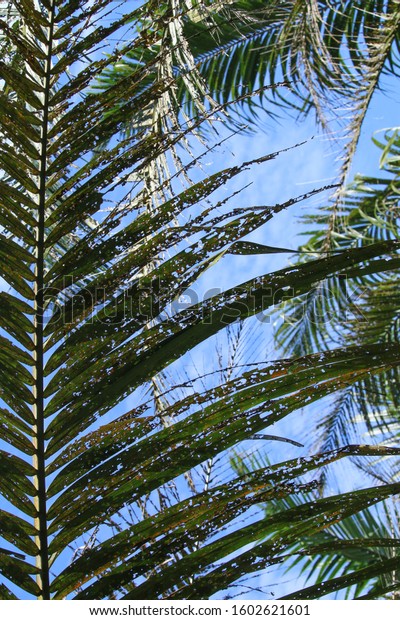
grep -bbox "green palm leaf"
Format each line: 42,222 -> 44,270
1,0 -> 400,600
234,453 -> 400,599
96,0 -> 400,191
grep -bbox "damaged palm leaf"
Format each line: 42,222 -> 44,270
1,0 -> 400,601
235,453 -> 400,600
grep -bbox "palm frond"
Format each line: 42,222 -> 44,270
1,0 -> 400,600
234,452 -> 400,600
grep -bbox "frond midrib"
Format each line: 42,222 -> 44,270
32,0 -> 56,600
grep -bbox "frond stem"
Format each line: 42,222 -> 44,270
32,0 -> 56,600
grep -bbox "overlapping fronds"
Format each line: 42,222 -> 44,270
97,2 -> 400,144
280,497 -> 400,600
234,454 -> 400,600
1,0 -> 400,601
273,130 -> 400,463
248,129 -> 400,598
